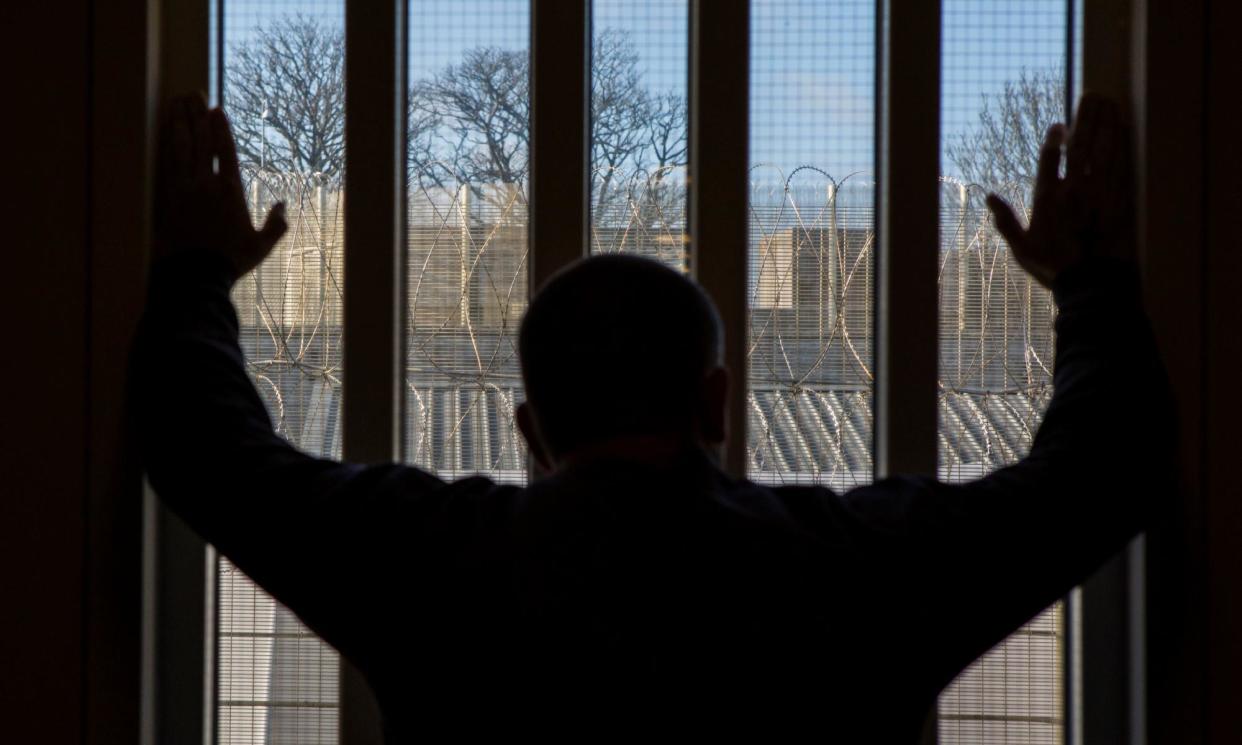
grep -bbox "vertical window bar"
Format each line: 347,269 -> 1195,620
1070,1 -> 1139,742
876,1 -> 940,740
529,0 -> 590,480
1065,0 -> 1077,122
874,0 -> 940,478
529,0 -> 591,290
1064,5 -> 1082,743
341,0 -> 406,742
689,0 -> 749,477
342,6 -> 405,461
148,2 -> 215,743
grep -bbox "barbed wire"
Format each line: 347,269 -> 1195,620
233,166 -> 1053,484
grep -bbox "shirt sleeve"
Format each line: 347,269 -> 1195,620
835,258 -> 1175,694
131,250 -> 491,666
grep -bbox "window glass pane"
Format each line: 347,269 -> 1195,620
589,0 -> 688,271
748,0 -> 875,488
218,2 -> 345,743
938,2 -> 1068,742
404,1 -> 530,481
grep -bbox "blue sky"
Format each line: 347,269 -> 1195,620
220,0 -> 1073,188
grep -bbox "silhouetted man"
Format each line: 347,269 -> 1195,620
135,94 -> 1172,741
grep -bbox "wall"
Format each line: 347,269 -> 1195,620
1,2 -> 92,743
0,1 -> 151,743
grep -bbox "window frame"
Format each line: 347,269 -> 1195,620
1066,3 -> 1147,743
337,2 -> 407,740
145,2 -> 218,744
146,1 -> 1143,743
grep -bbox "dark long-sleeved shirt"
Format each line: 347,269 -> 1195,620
133,251 -> 1174,741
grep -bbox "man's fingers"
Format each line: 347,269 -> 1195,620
1033,124 -> 1066,206
257,202 -> 288,254
987,194 -> 1026,249
210,107 -> 244,194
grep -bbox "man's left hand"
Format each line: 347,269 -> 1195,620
156,93 -> 287,281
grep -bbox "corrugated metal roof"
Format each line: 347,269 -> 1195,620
747,385 -> 1051,486
241,346 -> 1051,489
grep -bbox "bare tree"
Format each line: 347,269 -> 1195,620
637,91 -> 689,228
417,47 -> 531,190
948,68 -> 1064,193
591,29 -> 653,215
227,15 -> 346,185
406,81 -> 446,190
403,29 -> 686,225
225,16 -> 683,220
647,91 -> 688,171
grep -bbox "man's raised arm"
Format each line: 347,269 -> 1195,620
132,95 -> 471,665
835,94 -> 1175,694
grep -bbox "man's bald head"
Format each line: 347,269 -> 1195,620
517,254 -> 725,460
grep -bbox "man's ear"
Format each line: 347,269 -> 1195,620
699,366 -> 730,445
516,402 -> 553,472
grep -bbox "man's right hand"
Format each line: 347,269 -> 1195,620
986,92 -> 1134,289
